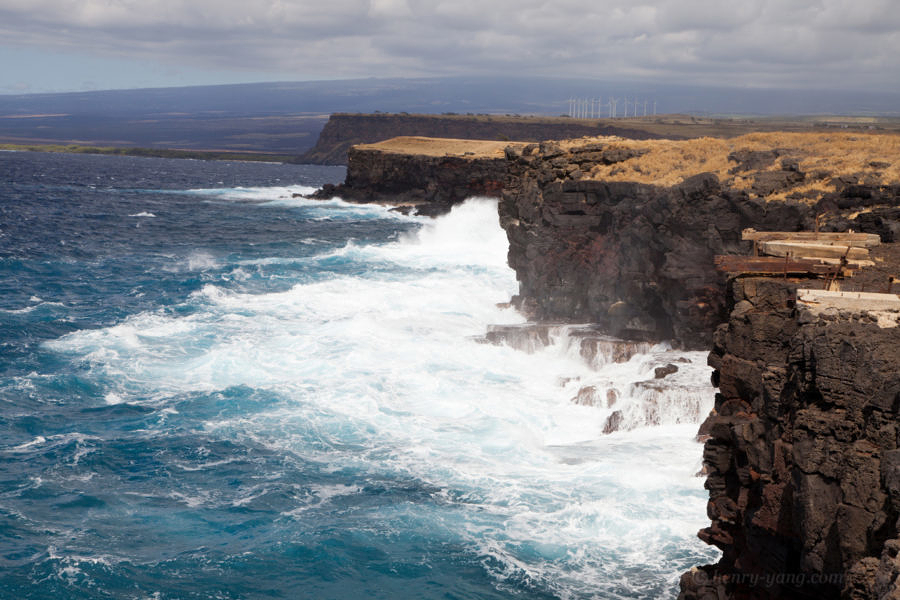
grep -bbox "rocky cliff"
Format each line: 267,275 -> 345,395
678,275 -> 900,600
309,127 -> 900,597
310,137 -> 524,216
499,133 -> 900,349
300,112 -> 666,165
499,133 -> 900,597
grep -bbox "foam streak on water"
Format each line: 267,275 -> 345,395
0,153 -> 718,599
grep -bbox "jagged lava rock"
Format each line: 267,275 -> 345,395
499,135 -> 900,348
679,276 -> 900,600
311,141 -> 514,216
500,147 -> 808,348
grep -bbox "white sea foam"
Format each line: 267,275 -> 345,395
43,198 -> 719,595
1,299 -> 66,314
8,436 -> 47,451
5,433 -> 99,464
183,185 -> 318,202
104,391 -> 124,405
129,211 -> 156,217
179,184 -> 415,221
159,250 -> 219,273
1,305 -> 39,314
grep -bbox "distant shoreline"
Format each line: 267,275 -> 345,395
0,143 -> 304,164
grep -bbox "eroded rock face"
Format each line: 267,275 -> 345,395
499,141 -> 900,349
679,277 -> 900,600
499,144 -> 814,349
311,147 -> 509,216
479,323 -> 652,364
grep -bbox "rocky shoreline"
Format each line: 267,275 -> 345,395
313,130 -> 900,598
309,137 -> 520,216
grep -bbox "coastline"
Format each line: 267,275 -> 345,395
0,142 -> 303,164
315,130 -> 900,598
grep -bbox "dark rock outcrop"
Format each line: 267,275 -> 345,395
655,363 -> 679,379
499,143 -> 815,349
679,277 -> 900,600
498,140 -> 900,349
479,323 -> 652,364
310,145 -> 510,216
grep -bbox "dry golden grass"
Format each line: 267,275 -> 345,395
565,132 -> 900,202
357,132 -> 900,204
357,136 -> 527,158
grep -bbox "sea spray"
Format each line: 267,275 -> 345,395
0,152 -> 719,599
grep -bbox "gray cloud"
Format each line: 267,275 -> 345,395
0,0 -> 897,90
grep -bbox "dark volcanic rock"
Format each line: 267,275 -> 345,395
728,149 -> 782,173
311,146 -> 509,216
679,277 -> 900,600
654,364 -> 679,379
751,169 -> 805,196
573,385 -> 599,406
499,152 -> 814,348
603,410 -> 624,434
601,147 -> 649,164
815,183 -> 900,243
499,143 -> 900,348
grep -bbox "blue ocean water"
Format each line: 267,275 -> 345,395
0,151 -> 718,599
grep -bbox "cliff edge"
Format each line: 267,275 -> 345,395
310,136 -> 525,216
299,112 -> 668,165
499,132 -> 900,348
498,132 -> 900,598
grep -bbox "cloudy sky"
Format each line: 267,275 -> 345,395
1,0 -> 898,94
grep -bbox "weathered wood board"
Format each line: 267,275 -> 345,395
742,228 -> 881,248
759,241 -> 870,260
714,255 -> 842,276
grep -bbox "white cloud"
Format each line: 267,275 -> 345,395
0,0 -> 897,90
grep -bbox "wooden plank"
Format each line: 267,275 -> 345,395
714,255 -> 837,275
715,256 -> 830,268
797,289 -> 900,312
742,228 -> 881,247
759,241 -> 870,260
813,258 -> 876,268
771,239 -> 879,248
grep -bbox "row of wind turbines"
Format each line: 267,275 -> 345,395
567,97 -> 657,119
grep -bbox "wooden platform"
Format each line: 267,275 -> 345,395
735,229 -> 881,275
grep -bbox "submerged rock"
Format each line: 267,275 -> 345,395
654,363 -> 679,379
603,410 -> 624,434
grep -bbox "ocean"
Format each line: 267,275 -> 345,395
0,151 -> 719,599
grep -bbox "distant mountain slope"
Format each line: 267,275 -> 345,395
1,77 -> 898,157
